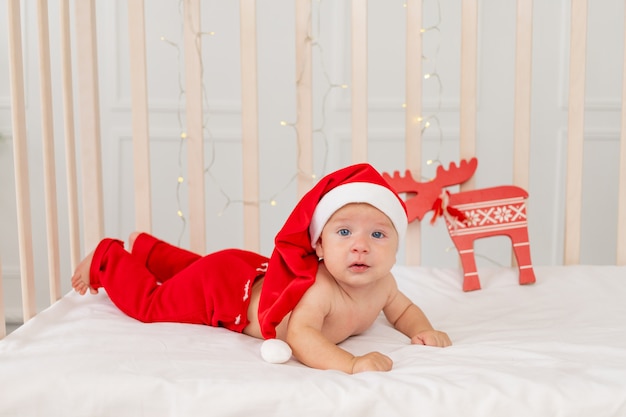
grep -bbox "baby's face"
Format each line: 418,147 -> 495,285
314,203 -> 398,287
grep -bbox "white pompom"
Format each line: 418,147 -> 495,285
261,339 -> 292,364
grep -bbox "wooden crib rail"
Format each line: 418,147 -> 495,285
619,5 -> 626,266
127,0 -> 152,238
3,0 -> 626,334
564,0 -> 588,266
8,0 -> 38,322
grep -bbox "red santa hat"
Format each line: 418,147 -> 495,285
258,163 -> 408,340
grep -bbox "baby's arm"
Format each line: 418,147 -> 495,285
383,286 -> 452,347
286,311 -> 391,373
286,285 -> 392,373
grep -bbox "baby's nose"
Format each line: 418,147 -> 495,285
351,236 -> 370,252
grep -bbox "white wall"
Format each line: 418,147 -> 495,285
0,0 -> 624,317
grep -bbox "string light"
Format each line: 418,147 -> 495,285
160,1 -> 221,244
162,2 -> 456,247
160,0 -> 350,235
163,1 -> 290,245
309,0 -> 345,178
272,0 -> 341,206
405,0 -> 444,175
409,2 -> 500,267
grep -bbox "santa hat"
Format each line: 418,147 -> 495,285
258,163 -> 408,340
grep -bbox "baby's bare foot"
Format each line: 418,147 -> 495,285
71,251 -> 97,295
128,231 -> 142,252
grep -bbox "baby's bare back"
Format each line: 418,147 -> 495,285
242,277 -> 271,339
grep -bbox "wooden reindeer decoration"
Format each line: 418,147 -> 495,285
383,158 -> 536,291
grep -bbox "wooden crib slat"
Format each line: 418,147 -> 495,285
37,0 -> 62,303
460,0 -> 478,191
513,0 -> 533,191
295,0 -> 313,197
60,0 -> 81,271
617,5 -> 626,266
564,0 -> 588,265
7,0 -> 37,321
183,0 -> 206,253
351,0 -> 368,163
404,0 -> 423,265
619,147 -> 626,264
617,127 -> 626,265
75,0 -> 105,252
240,0 -> 260,252
127,0 -> 152,234
0,256 -> 5,339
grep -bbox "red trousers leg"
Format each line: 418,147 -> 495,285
130,233 -> 200,282
89,238 -> 268,332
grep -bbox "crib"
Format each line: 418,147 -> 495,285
2,1 -> 626,416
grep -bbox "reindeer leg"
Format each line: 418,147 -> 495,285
452,235 -> 481,291
510,228 -> 536,286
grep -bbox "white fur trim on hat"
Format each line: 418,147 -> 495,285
261,339 -> 292,364
309,182 -> 408,248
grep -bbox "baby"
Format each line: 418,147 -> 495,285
72,163 -> 451,373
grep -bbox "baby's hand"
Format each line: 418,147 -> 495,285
411,330 -> 452,347
351,352 -> 393,374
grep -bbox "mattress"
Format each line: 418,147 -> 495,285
1,265 -> 626,417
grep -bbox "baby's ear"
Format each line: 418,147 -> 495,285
314,239 -> 324,258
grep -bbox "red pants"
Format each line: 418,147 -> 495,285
89,233 -> 268,333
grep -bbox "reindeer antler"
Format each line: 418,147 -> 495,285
382,158 -> 479,223
434,158 -> 478,187
382,169 -> 431,222
382,170 -> 421,194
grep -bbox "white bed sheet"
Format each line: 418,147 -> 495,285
1,265 -> 626,417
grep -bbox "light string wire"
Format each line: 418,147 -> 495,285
161,0 -> 339,242
413,0 -> 444,174
310,0 -> 346,178
159,27 -> 187,244
181,2 -> 234,218
274,6 -> 315,201
275,0 -> 343,204
161,0 -> 217,245
407,0 -> 504,267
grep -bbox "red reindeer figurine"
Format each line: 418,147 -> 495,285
383,158 -> 536,291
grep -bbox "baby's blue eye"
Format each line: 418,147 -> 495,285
338,229 -> 351,236
372,231 -> 384,239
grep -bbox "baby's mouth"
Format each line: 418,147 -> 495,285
349,263 -> 369,272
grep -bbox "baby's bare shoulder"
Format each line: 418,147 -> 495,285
303,270 -> 338,301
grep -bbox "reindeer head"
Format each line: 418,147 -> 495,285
383,158 -> 478,222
